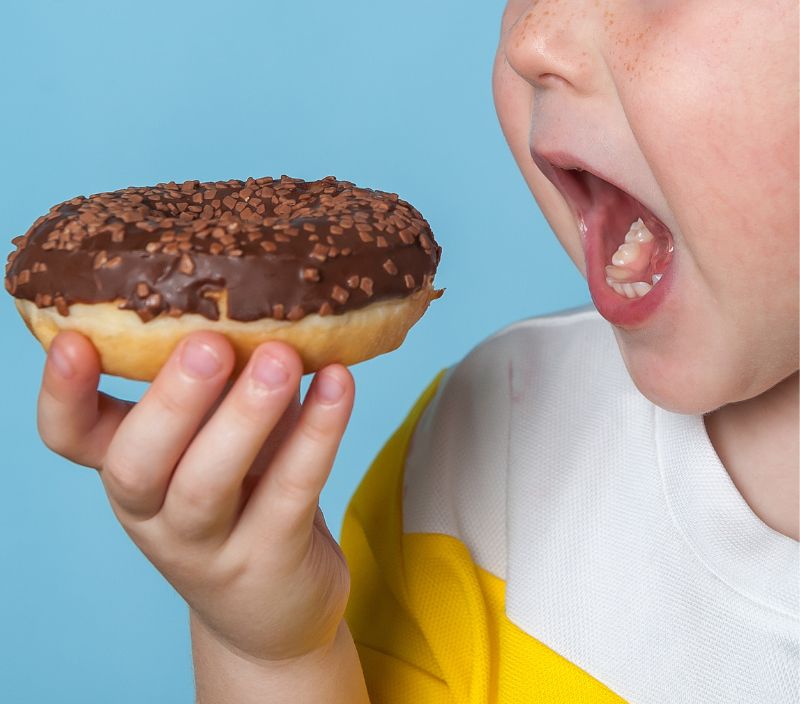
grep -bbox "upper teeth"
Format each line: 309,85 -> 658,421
610,219 -> 655,268
611,243 -> 641,267
604,218 -> 666,299
624,218 -> 654,243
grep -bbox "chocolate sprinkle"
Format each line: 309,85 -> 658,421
331,285 -> 349,304
382,258 -> 398,276
302,266 -> 321,283
178,253 -> 195,275
5,176 -> 441,322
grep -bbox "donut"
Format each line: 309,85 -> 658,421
4,175 -> 443,380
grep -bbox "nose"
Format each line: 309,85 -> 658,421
502,0 -> 597,94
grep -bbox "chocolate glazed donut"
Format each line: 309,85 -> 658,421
4,175 -> 443,380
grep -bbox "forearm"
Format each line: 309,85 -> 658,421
192,614 -> 370,704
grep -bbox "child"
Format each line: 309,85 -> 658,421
36,1 -> 797,702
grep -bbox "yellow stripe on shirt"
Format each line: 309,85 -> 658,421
341,371 -> 626,703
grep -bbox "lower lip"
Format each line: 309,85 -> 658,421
582,207 -> 676,329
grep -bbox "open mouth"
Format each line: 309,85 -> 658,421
529,147 -> 679,328
550,166 -> 675,300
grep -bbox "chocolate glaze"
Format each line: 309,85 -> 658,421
4,175 -> 442,322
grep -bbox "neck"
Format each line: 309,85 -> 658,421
704,371 -> 799,541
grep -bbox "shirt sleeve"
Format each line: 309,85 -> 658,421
340,370 -> 465,703
340,369 -> 515,703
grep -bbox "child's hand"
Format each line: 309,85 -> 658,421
37,330 -> 355,663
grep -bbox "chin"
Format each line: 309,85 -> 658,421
611,331 -> 736,416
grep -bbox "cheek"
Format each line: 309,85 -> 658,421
491,48 -> 530,168
612,2 -> 798,285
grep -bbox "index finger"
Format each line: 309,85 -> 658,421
37,331 -> 132,469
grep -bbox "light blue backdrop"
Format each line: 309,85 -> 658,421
0,2 -> 588,701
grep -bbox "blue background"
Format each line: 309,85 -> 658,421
0,1 -> 588,701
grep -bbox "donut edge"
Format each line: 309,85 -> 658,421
15,284 -> 443,381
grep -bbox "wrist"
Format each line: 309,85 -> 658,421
191,613 -> 369,704
189,608 -> 343,666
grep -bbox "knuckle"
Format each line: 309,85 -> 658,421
211,545 -> 249,585
38,412 -> 72,459
228,390 -> 288,438
38,423 -> 88,465
273,466 -> 320,505
103,453 -> 152,504
152,386 -> 188,417
38,423 -> 98,470
168,481 -> 229,537
231,392 -> 268,425
175,482 -> 218,515
166,513 -> 219,546
298,414 -> 333,447
38,424 -> 70,457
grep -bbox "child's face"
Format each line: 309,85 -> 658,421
493,0 -> 798,414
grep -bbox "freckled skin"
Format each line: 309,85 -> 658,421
493,0 -> 799,539
493,0 -> 798,415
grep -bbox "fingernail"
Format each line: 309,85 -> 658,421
181,340 -> 222,379
252,352 -> 289,389
315,372 -> 344,405
49,343 -> 74,379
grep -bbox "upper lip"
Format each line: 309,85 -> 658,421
531,148 -> 604,184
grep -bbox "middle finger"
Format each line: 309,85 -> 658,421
160,340 -> 303,539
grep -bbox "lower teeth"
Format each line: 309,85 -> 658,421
604,218 -> 666,299
606,279 -> 652,298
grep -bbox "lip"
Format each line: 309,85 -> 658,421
531,147 -> 676,329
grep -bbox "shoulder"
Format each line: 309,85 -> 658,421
402,304 -> 621,579
456,302 -> 613,377
426,303 -> 613,410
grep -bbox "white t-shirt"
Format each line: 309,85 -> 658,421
402,305 -> 799,703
